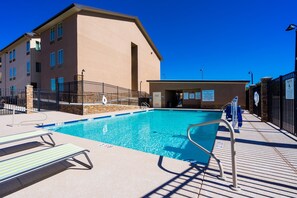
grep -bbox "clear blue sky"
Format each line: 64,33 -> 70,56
1,0 -> 297,84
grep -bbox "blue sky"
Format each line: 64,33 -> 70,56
1,0 -> 297,84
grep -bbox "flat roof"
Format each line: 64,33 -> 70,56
33,3 -> 162,60
147,80 -> 250,84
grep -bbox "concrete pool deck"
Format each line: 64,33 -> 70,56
0,109 -> 296,197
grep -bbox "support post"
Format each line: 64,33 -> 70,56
279,75 -> 283,129
25,85 -> 33,114
37,88 -> 41,112
293,72 -> 297,136
261,77 -> 272,122
249,85 -> 255,114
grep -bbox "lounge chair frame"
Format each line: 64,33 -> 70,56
0,144 -> 93,184
0,130 -> 56,147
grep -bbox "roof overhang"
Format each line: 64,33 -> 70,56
147,80 -> 250,85
32,3 -> 162,60
0,33 -> 38,54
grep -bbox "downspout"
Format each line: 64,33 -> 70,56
4,51 -> 7,96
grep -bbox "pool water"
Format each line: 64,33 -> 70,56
47,110 -> 222,165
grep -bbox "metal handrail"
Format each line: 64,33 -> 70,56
141,102 -> 150,109
187,118 -> 240,191
8,107 -> 48,127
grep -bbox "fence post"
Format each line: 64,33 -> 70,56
294,71 -> 297,136
279,75 -> 283,129
117,86 -> 119,104
56,81 -> 60,111
38,88 -> 41,112
102,83 -> 104,94
261,77 -> 272,122
25,85 -> 33,114
68,82 -> 71,104
249,84 -> 255,114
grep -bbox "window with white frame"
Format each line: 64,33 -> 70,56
35,41 -> 41,51
58,49 -> 64,65
51,78 -> 56,91
26,61 -> 30,76
50,52 -> 56,67
50,27 -> 55,42
58,77 -> 64,91
57,23 -> 63,39
26,41 -> 30,54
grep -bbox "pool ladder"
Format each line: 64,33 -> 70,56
141,102 -> 150,109
187,118 -> 240,191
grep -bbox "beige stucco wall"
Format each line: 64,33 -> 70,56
40,14 -> 78,89
77,11 -> 160,93
0,37 -> 41,95
30,38 -> 41,88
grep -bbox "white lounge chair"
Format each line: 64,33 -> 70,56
0,130 -> 55,146
0,143 -> 93,183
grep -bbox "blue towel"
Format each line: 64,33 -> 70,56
237,106 -> 242,127
225,105 -> 243,127
225,105 -> 232,121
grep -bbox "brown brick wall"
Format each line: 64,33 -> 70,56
59,104 -> 140,115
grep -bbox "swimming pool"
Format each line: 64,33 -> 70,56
46,109 -> 222,165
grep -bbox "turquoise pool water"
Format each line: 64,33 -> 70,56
47,110 -> 222,165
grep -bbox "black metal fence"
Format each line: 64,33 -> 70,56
33,80 -> 149,111
268,72 -> 296,135
0,89 -> 26,115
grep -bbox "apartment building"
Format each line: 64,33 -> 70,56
33,4 -> 161,93
0,33 -> 41,96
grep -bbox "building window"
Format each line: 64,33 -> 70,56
0,72 -> 2,83
35,41 -> 41,51
12,49 -> 16,61
58,49 -> 64,65
13,67 -> 16,80
9,51 -> 12,62
36,62 -> 41,72
9,68 -> 16,80
50,27 -> 55,42
10,85 -> 16,96
57,23 -> 63,39
9,67 -> 17,80
51,78 -> 56,91
9,68 -> 12,80
58,77 -> 64,91
26,61 -> 30,76
50,52 -> 56,67
26,41 -> 30,54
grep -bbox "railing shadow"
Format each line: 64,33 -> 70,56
141,156 -> 206,197
216,136 -> 297,149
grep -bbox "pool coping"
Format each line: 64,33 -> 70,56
38,108 -> 223,128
